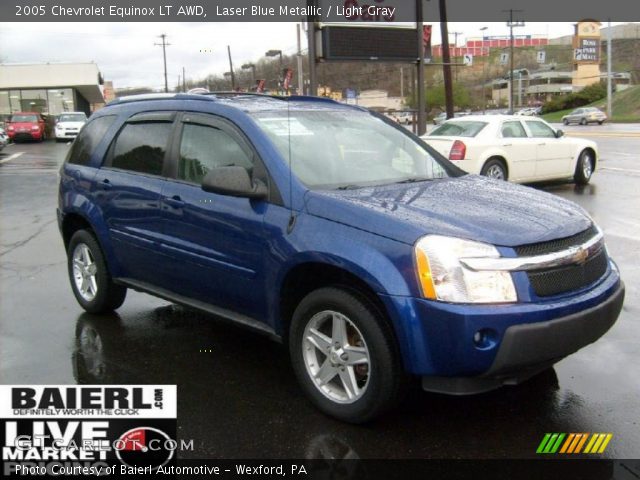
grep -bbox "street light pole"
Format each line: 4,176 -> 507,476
227,45 -> 236,90
504,9 -> 524,114
480,26 -> 488,113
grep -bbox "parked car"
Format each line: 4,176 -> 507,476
0,127 -> 8,151
5,112 -> 47,142
562,107 -> 607,125
515,107 -> 539,116
433,112 -> 447,125
394,111 -> 414,125
58,93 -> 624,423
422,115 -> 598,184
55,112 -> 88,142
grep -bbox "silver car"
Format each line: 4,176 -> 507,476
562,107 -> 607,125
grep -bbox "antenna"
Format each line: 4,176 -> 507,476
286,99 -> 295,234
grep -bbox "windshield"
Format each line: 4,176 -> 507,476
430,121 -> 487,137
58,114 -> 87,122
252,109 -> 450,189
10,114 -> 38,123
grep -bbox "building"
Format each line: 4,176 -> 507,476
0,63 -> 105,117
432,35 -> 548,58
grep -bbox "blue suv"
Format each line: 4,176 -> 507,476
58,93 -> 624,422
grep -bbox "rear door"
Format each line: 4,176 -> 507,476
524,120 -> 573,180
95,112 -> 175,285
498,120 -> 536,181
159,112 -> 271,320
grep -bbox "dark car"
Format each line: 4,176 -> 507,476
57,93 -> 624,423
6,112 -> 47,142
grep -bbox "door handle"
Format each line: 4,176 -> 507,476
164,195 -> 185,208
538,143 -> 546,146
502,143 -> 512,147
99,178 -> 112,190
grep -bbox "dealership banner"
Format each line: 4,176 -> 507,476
1,0 -> 639,22
1,385 -> 178,476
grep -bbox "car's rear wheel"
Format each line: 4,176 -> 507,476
481,158 -> 508,181
289,287 -> 406,423
68,230 -> 127,313
574,149 -> 594,185
563,119 -> 569,125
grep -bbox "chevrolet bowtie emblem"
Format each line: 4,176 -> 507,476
574,247 -> 589,265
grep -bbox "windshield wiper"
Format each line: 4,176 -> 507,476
395,177 -> 432,184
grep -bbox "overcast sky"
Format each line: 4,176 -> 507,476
0,22 -> 632,90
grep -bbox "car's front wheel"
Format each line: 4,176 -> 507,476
289,287 -> 406,423
574,149 -> 594,185
67,230 -> 127,313
563,119 -> 569,125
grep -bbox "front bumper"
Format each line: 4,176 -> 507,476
379,267 -> 623,390
55,131 -> 79,140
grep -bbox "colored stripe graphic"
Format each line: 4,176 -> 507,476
538,433 -> 613,454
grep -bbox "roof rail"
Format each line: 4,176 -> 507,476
107,92 -> 217,106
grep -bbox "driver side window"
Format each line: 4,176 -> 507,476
178,123 -> 253,184
525,121 -> 556,138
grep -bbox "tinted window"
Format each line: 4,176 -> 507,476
501,121 -> 527,138
68,115 -> 117,166
111,122 -> 172,176
525,121 -> 556,138
178,123 -> 253,184
430,121 -> 487,138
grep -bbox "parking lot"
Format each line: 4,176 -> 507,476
0,126 -> 638,459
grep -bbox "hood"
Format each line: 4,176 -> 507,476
304,175 -> 592,247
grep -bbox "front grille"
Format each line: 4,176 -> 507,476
515,224 -> 598,256
516,225 -> 608,297
527,248 -> 608,297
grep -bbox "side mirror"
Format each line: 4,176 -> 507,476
555,129 -> 564,138
201,166 -> 268,200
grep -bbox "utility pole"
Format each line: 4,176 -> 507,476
400,67 -> 404,98
227,45 -> 236,90
504,9 -> 524,114
182,66 -> 186,92
417,0 -> 426,135
439,0 -> 454,119
154,34 -> 171,93
607,19 -> 613,118
297,24 -> 304,95
306,8 -> 318,96
480,26 -> 488,113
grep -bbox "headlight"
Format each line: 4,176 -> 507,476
414,235 -> 517,303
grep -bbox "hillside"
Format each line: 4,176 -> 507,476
543,85 -> 640,122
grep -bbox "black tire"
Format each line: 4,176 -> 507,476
563,119 -> 569,125
598,120 -> 604,125
580,118 -> 587,125
67,229 -> 127,313
289,287 -> 407,423
480,158 -> 508,181
574,149 -> 594,185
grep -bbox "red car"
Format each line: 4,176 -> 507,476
6,112 -> 47,142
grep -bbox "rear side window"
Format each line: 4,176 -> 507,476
68,115 -> 117,166
110,122 -> 172,176
430,121 -> 487,138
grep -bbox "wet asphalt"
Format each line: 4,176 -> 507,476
0,127 -> 638,459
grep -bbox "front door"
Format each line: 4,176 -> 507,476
525,120 -> 572,179
159,113 -> 270,321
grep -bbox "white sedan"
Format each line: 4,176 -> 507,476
421,115 -> 598,184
